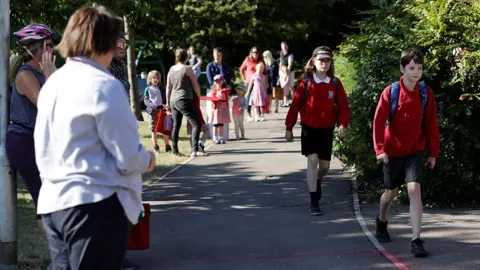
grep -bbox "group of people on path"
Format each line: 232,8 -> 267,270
7,4 -> 439,269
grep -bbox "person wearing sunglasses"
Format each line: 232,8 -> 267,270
109,35 -> 130,97
6,23 -> 56,239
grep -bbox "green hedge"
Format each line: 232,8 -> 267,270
333,0 -> 480,207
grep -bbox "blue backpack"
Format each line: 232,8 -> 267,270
386,81 -> 428,125
301,75 -> 340,109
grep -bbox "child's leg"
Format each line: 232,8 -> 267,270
407,182 -> 422,240
151,131 -> 158,147
218,125 -> 224,139
379,188 -> 398,222
233,115 -> 240,137
306,154 -> 319,193
316,160 -> 330,200
239,113 -> 245,137
163,135 -> 169,146
275,98 -> 280,111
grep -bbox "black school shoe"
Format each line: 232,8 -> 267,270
411,238 -> 428,257
375,215 -> 391,243
309,192 -> 323,216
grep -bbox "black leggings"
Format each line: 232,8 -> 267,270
6,131 -> 42,219
171,99 -> 201,153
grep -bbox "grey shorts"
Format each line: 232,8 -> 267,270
383,152 -> 423,190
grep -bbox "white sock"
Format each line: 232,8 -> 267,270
219,136 -> 223,141
213,136 -> 218,141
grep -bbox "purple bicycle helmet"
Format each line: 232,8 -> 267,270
13,23 -> 55,45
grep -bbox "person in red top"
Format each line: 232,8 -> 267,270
285,46 -> 350,216
373,47 -> 440,258
240,47 -> 267,120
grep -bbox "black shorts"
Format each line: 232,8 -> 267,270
300,124 -> 335,161
383,152 -> 423,190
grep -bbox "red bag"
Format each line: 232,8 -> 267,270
127,203 -> 151,250
155,109 -> 172,136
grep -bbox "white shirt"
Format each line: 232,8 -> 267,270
313,73 -> 331,84
34,57 -> 150,224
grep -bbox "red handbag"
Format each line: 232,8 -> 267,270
155,109 -> 172,136
127,203 -> 151,250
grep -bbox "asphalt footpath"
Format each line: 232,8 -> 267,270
127,107 -> 479,270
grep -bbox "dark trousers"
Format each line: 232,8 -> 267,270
42,194 -> 131,270
171,98 -> 201,153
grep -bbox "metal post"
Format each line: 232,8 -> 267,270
0,0 -> 18,268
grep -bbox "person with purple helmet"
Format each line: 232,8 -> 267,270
7,23 -> 56,235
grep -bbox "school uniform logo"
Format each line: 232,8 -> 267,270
328,90 -> 334,99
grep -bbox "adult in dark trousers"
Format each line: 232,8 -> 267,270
166,48 -> 209,157
279,41 -> 295,107
206,47 -> 232,88
34,6 -> 156,269
7,23 -> 56,241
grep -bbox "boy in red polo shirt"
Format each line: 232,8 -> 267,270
373,47 -> 440,258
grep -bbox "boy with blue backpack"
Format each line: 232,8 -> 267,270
373,47 -> 440,258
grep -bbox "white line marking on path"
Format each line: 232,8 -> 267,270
350,178 -> 410,270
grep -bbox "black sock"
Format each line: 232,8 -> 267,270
310,192 -> 318,205
317,178 -> 322,201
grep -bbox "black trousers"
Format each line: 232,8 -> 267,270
42,194 -> 131,270
171,98 -> 201,153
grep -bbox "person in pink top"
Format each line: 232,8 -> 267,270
247,63 -> 268,122
208,74 -> 231,144
230,85 -> 248,139
240,46 -> 267,120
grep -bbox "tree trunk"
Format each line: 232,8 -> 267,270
124,15 -> 143,121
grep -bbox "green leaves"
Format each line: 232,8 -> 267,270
335,0 -> 480,206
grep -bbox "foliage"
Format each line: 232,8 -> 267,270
334,0 -> 480,206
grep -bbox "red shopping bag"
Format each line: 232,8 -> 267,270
127,203 -> 151,250
155,109 -> 172,136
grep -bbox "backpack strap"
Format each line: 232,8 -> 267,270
387,81 -> 401,125
300,75 -> 311,109
387,81 -> 428,126
418,81 -> 428,115
332,77 -> 339,105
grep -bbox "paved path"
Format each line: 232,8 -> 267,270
128,108 -> 480,270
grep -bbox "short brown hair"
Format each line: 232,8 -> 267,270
400,47 -> 424,68
57,6 -> 123,58
175,48 -> 188,64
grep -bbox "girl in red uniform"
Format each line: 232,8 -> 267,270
285,46 -> 350,215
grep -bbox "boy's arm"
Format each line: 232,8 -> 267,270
335,79 -> 350,128
285,78 -> 306,131
373,87 -> 391,155
143,87 -> 156,109
423,87 -> 440,158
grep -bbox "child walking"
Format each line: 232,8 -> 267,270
285,46 -> 350,216
247,63 -> 267,122
279,64 -> 291,107
373,47 -> 439,258
143,70 -> 171,153
230,86 -> 248,139
208,74 -> 230,144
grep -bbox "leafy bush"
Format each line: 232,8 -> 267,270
333,0 -> 480,207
